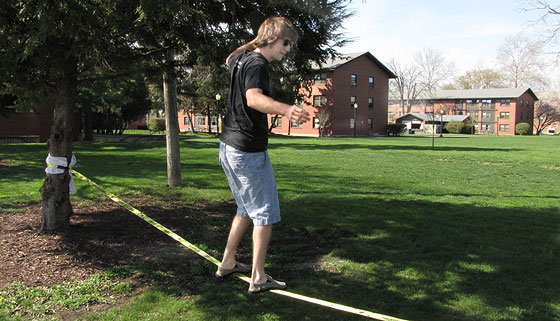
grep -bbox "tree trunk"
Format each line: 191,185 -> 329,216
83,102 -> 93,141
186,109 -> 196,133
400,92 -> 405,116
40,65 -> 77,232
163,54 -> 181,187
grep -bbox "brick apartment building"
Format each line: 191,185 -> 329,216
268,52 -> 396,136
389,87 -> 539,135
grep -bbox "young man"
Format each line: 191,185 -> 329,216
216,16 -> 310,293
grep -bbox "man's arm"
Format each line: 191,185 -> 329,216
246,88 -> 310,124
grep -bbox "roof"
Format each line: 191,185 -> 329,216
312,52 -> 397,78
434,87 -> 539,101
396,113 -> 473,122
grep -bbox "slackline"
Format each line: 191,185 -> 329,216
71,169 -> 410,321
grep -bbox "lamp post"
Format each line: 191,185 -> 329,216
431,112 -> 435,149
215,94 -> 221,134
439,109 -> 444,137
353,103 -> 358,137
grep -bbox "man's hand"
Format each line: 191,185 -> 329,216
285,105 -> 311,125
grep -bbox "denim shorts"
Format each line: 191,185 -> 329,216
219,141 -> 280,226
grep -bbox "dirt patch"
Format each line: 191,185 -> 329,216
0,197 -> 241,319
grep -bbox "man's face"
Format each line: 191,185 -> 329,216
268,38 -> 292,61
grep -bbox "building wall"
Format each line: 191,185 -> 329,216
178,110 -> 220,133
515,92 -> 536,133
127,116 -> 148,129
0,103 -> 54,142
270,54 -> 391,136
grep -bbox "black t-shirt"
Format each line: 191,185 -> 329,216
220,51 -> 270,152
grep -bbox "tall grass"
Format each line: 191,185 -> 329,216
1,135 -> 559,320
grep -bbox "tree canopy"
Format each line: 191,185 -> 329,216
1,0 -> 353,231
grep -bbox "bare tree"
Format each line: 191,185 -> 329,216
497,33 -> 549,89
523,1 -> 560,49
387,58 -> 424,115
455,67 -> 507,89
534,93 -> 560,134
414,47 -> 456,98
314,107 -> 332,138
389,48 -> 456,116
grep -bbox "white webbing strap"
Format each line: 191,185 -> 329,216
45,154 -> 77,194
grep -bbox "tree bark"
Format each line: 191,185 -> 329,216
163,54 -> 181,187
40,64 -> 77,232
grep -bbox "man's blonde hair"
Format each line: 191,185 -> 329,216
253,16 -> 299,48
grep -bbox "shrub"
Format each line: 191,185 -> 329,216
386,123 -> 407,136
515,122 -> 531,135
149,118 -> 166,132
445,121 -> 464,134
461,124 -> 474,134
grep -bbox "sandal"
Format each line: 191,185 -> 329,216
215,262 -> 251,278
248,275 -> 287,293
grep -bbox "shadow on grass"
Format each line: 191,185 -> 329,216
44,189 -> 560,321
270,141 -> 522,153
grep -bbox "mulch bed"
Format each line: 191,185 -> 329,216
0,197 -> 244,319
0,197 -> 242,289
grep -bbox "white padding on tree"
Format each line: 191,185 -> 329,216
45,154 -> 77,194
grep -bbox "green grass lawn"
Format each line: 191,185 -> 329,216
1,134 -> 559,321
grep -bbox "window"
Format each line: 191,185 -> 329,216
482,111 -> 493,119
350,118 -> 355,129
500,124 -> 510,132
313,118 -> 320,128
482,99 -> 492,105
455,100 -> 464,114
369,77 -> 374,88
368,97 -> 374,109
350,96 -> 356,108
314,73 -> 326,84
184,117 -> 191,125
501,99 -> 510,106
351,74 -> 357,86
388,112 -> 393,119
211,116 -> 217,126
272,117 -> 282,128
500,112 -> 510,119
313,95 -> 327,107
196,116 -> 206,126
291,121 -> 303,128
368,118 -> 373,129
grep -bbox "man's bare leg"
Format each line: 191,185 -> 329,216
220,215 -> 251,269
251,224 -> 272,284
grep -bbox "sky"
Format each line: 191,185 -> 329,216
339,0 -> 556,77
